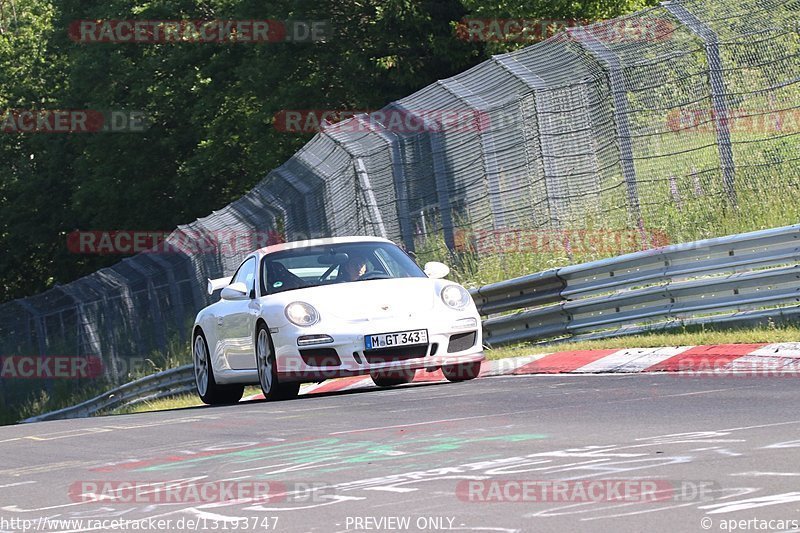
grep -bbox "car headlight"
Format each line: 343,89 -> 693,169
441,285 -> 471,310
285,302 -> 320,327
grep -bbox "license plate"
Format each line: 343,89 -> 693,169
365,329 -> 428,350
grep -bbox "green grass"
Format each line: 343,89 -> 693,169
109,393 -> 204,415
104,386 -> 261,416
485,323 -> 800,360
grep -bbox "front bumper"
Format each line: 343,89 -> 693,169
273,316 -> 484,381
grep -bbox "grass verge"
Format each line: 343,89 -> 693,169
104,387 -> 262,416
485,323 -> 800,360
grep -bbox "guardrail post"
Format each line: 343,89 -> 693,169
662,1 -> 736,206
570,28 -> 644,232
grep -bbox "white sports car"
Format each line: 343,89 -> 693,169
192,236 -> 485,404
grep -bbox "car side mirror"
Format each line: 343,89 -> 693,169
424,261 -> 450,279
221,281 -> 250,300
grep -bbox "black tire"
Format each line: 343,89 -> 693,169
256,323 -> 301,401
193,330 -> 245,405
442,361 -> 481,382
370,368 -> 416,387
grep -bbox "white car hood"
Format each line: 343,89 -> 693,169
275,277 -> 437,322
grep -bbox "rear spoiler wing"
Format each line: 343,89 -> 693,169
207,276 -> 233,295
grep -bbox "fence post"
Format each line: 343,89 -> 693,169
16,300 -> 53,394
355,114 -> 416,252
127,260 -> 168,358
354,158 -> 389,238
274,167 -> 317,239
662,1 -> 737,205
492,55 -> 565,228
149,255 -> 187,341
17,300 -> 46,356
57,284 -> 103,357
259,187 -> 290,241
391,103 -> 456,252
438,79 -> 506,230
570,28 -> 644,229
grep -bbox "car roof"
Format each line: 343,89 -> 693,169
257,235 -> 394,256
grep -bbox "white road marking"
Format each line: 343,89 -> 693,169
701,492 -> 800,514
231,462 -> 295,474
731,472 -> 800,477
0,481 -> 35,489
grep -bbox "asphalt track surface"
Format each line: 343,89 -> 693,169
1,374 -> 800,533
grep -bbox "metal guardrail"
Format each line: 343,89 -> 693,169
28,224 -> 800,421
482,224 -> 800,346
23,365 -> 195,423
470,269 -> 564,315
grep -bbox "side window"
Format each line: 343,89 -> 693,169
232,258 -> 257,294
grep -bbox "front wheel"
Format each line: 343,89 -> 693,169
193,331 -> 244,405
371,368 -> 416,387
256,324 -> 300,401
442,361 -> 481,382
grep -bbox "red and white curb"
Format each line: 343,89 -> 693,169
243,343 -> 800,401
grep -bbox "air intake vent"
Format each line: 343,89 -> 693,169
300,349 -> 341,367
447,332 -> 476,353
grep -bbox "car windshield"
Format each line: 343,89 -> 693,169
260,241 -> 426,295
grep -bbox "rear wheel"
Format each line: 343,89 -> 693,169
442,361 -> 481,382
370,368 -> 416,387
193,330 -> 244,405
256,324 -> 300,401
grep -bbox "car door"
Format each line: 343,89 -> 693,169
219,256 -> 260,370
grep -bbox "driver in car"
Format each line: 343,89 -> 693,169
339,253 -> 369,282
